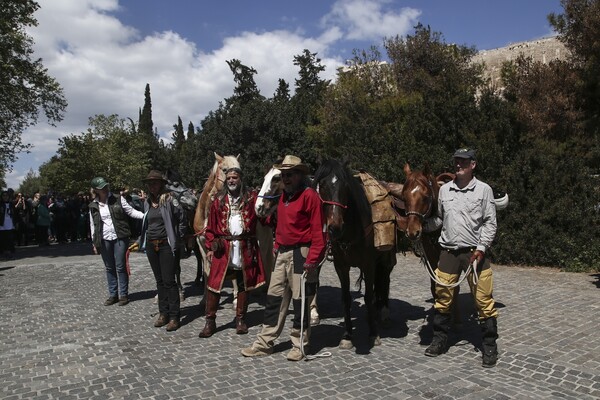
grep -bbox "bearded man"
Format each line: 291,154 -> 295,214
198,167 -> 266,338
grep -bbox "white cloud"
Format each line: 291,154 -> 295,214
321,0 -> 421,41
8,0 -> 387,189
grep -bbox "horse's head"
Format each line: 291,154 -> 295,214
401,163 -> 439,240
314,160 -> 363,241
255,167 -> 282,218
213,152 -> 241,192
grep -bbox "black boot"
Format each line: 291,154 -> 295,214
425,311 -> 451,357
481,317 -> 498,368
198,291 -> 220,338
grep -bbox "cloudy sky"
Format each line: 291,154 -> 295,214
7,0 -> 562,190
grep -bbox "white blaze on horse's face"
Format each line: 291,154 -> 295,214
331,175 -> 338,185
410,185 -> 421,194
255,167 -> 281,217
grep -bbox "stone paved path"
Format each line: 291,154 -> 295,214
1,242 -> 599,399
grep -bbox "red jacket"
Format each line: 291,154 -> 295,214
204,190 -> 266,293
275,187 -> 326,267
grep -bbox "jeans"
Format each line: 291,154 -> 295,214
146,241 -> 180,319
100,238 -> 129,298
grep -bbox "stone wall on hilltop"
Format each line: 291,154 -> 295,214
473,37 -> 569,86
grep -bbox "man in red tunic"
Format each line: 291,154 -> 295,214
198,167 -> 266,338
241,155 -> 326,361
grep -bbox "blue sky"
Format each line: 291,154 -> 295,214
8,0 -> 563,190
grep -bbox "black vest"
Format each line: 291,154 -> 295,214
89,195 -> 132,248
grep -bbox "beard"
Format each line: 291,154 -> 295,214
227,182 -> 240,194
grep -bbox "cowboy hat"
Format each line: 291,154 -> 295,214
273,155 -> 310,175
142,170 -> 168,183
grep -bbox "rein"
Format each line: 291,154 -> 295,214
413,240 -> 479,288
318,194 -> 348,209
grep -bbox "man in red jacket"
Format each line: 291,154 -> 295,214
241,155 -> 326,361
198,166 -> 266,337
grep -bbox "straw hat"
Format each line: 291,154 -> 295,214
273,155 -> 310,175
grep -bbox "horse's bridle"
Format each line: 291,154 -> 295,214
405,179 -> 434,221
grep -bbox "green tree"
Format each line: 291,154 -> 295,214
549,0 -> 600,170
384,24 -> 484,171
39,115 -> 150,194
18,168 -> 44,196
0,0 -> 67,172
290,50 -> 330,166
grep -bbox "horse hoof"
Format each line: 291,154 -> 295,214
339,339 -> 354,350
371,336 -> 382,346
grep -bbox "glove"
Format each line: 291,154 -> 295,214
303,263 -> 318,274
210,238 -> 225,254
469,250 -> 484,266
128,242 -> 139,252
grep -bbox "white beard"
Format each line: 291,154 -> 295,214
227,183 -> 240,194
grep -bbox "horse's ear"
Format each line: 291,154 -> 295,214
403,163 -> 411,176
236,154 -> 241,160
214,152 -> 222,161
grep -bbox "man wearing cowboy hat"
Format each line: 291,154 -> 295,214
242,155 -> 326,361
425,148 -> 499,368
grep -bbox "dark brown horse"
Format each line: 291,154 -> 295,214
313,159 -> 396,349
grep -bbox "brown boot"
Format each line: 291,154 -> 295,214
154,314 -> 168,328
166,318 -> 180,332
235,290 -> 249,334
198,290 -> 220,338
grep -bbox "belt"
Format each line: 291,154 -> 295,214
218,235 -> 251,241
148,239 -> 167,251
277,242 -> 310,252
445,247 -> 475,256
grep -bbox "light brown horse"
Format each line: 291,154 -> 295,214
193,153 -> 241,303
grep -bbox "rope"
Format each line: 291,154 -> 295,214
256,194 -> 281,199
413,240 -> 478,288
300,271 -> 332,361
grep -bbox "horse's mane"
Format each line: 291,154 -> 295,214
313,159 -> 372,226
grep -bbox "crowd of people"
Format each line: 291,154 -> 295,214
1,149 -> 500,368
0,186 -> 148,258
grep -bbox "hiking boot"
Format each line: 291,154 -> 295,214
118,297 -> 129,306
241,345 -> 272,357
287,347 -> 304,361
482,348 -> 498,368
154,314 -> 168,328
104,296 -> 118,306
166,319 -> 180,332
424,337 -> 446,357
425,310 -> 450,357
481,317 -> 498,368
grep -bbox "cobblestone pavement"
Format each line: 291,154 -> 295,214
1,242 -> 599,399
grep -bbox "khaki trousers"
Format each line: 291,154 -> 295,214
434,249 -> 498,319
252,247 -> 317,351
